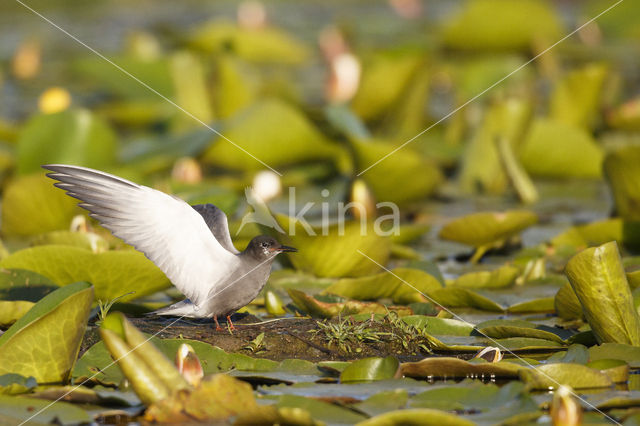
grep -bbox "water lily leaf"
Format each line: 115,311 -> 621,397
458,97 -> 533,195
604,146 -> 640,221
0,394 -> 91,424
188,20 -> 309,64
410,381 -> 528,413
214,54 -> 260,119
565,241 -> 640,345
402,316 -> 474,336
74,338 -> 278,386
0,374 -> 36,395
546,344 -> 589,364
449,265 -> 519,289
325,268 -> 442,304
356,408 -> 474,426
0,282 -> 93,383
30,230 -> 109,253
439,210 -> 537,249
276,394 -> 367,424
351,52 -> 422,121
495,337 -> 563,350
203,98 -> 339,171
352,389 -> 408,417
0,245 -> 170,302
587,359 -> 629,383
16,109 -> 117,175
428,287 -> 504,312
551,218 -> 640,251
401,357 -> 524,380
73,56 -> 173,99
0,301 -> 34,327
589,343 -> 640,368
169,51 -> 214,130
352,139 -> 443,205
519,363 -> 613,390
554,282 -> 583,321
1,173 -> 80,237
550,63 -> 608,130
287,289 -> 411,318
475,320 -> 566,344
0,269 -> 57,302
340,356 -> 399,383
271,214 -> 391,278
507,297 -> 555,313
441,0 -> 562,50
519,119 -> 604,178
144,373 -> 278,423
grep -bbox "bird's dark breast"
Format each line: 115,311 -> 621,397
202,260 -> 272,316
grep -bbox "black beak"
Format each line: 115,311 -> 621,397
274,245 -> 297,253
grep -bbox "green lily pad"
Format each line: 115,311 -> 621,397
73,56 -> 173,99
100,313 -> 190,405
441,0 -> 562,50
439,210 -> 537,249
0,301 -> 34,328
1,173 -> 80,237
587,359 -> 629,383
400,357 -> 524,380
475,320 -> 566,344
604,146 -> 640,221
169,51 -> 214,130
550,63 -> 608,130
554,282 -> 584,321
144,373 -> 279,424
0,245 -> 170,302
0,269 -> 57,302
324,268 -> 442,304
16,109 -> 117,175
519,119 -> 604,178
458,97 -> 532,195
213,54 -> 259,119
0,282 -> 93,383
340,356 -> 399,383
402,316 -> 474,336
428,287 -> 504,312
519,363 -> 613,390
449,265 -> 519,289
546,344 -> 590,364
188,20 -> 309,64
551,218 -> 640,251
271,214 -> 392,278
287,289 -> 412,319
74,338 -> 279,386
356,408 -> 474,426
30,230 -> 110,253
0,374 -> 37,395
0,394 -> 91,424
352,139 -> 443,205
564,241 -> 640,345
352,389 -> 408,417
589,343 -> 640,368
202,98 -> 339,172
276,394 -> 367,424
351,51 -> 422,121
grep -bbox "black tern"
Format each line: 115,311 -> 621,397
43,164 -> 296,330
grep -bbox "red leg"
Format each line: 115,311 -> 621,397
226,315 -> 236,330
214,315 -> 223,331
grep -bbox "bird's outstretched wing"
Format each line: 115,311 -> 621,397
192,204 -> 239,254
43,164 -> 238,308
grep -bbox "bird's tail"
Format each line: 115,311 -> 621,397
147,299 -> 200,317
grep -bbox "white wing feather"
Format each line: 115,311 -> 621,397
43,164 -> 238,308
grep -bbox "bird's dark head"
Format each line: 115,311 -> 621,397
245,235 -> 297,260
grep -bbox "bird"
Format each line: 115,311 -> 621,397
43,164 -> 296,330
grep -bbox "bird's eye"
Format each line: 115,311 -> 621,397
261,242 -> 269,248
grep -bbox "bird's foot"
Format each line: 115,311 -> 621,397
226,315 -> 236,331
213,315 -> 223,331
